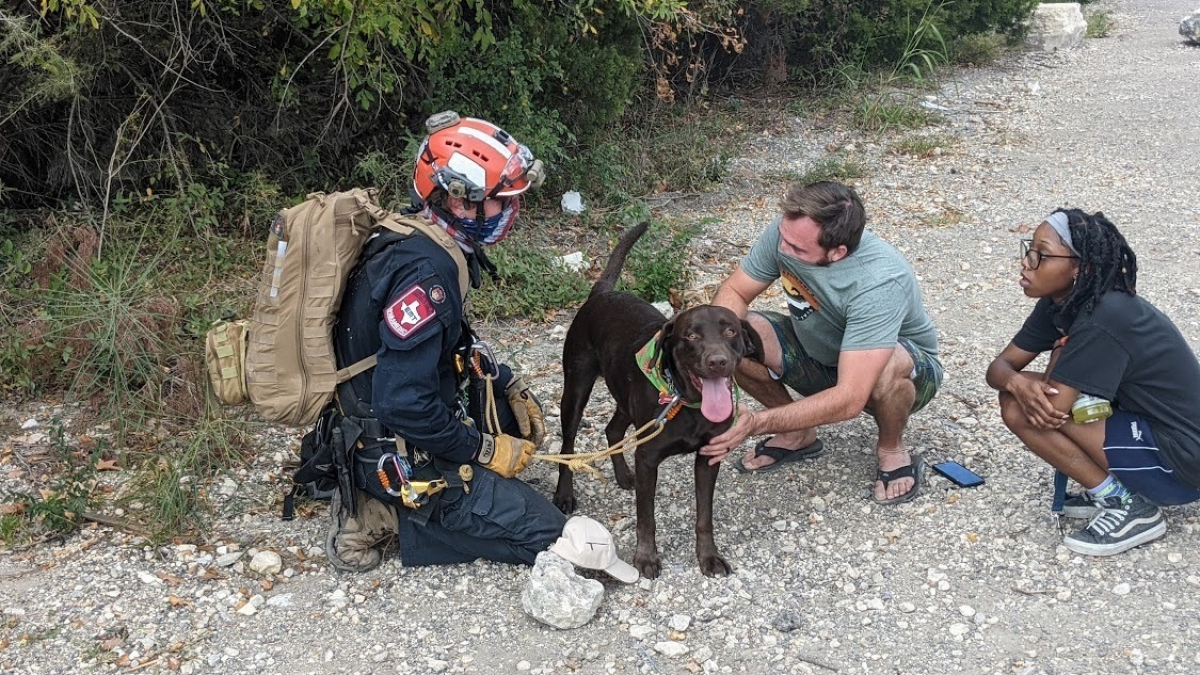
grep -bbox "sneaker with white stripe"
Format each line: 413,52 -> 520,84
1060,491 -> 1101,519
1063,494 -> 1166,556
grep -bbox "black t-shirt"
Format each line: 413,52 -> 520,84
1012,291 -> 1200,488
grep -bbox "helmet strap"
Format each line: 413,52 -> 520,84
475,246 -> 500,283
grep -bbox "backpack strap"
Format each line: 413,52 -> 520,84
380,216 -> 471,298
334,215 -> 471,385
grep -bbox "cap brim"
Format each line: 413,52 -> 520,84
603,558 -> 640,584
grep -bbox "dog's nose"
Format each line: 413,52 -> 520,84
705,354 -> 729,373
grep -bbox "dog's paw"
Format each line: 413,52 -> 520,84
634,551 -> 662,579
552,492 -> 577,514
698,553 -> 732,577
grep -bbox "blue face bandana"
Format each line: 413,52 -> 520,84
428,198 -> 520,250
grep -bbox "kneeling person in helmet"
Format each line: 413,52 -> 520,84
325,112 -> 565,571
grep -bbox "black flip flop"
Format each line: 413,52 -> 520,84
733,438 -> 825,474
872,455 -> 925,505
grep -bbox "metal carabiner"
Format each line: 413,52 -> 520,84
376,454 -> 404,497
471,340 -> 501,378
655,395 -> 682,424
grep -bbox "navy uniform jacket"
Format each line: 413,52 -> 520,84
331,224 -> 567,566
333,230 -> 480,464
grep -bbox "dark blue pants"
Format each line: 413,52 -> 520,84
396,467 -> 566,566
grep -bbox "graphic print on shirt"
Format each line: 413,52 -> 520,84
781,269 -> 821,321
385,284 -> 438,339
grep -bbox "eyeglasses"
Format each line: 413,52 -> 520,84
1020,238 -> 1078,270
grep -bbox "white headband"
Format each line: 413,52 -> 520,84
1045,212 -> 1079,256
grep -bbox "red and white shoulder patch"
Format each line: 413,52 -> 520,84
385,285 -> 437,339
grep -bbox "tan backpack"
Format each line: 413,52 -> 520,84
207,189 -> 469,426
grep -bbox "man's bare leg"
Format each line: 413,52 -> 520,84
870,345 -> 918,501
735,313 -> 818,470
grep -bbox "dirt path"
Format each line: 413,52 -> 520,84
2,2 -> 1199,674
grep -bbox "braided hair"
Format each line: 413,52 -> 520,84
1050,208 -> 1138,329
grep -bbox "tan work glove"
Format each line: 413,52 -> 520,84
477,433 -> 536,478
505,375 -> 546,448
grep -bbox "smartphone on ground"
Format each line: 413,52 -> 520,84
932,460 -> 985,488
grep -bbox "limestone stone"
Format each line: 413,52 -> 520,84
1181,10 -> 1200,44
521,552 -> 604,629
1026,3 -> 1087,51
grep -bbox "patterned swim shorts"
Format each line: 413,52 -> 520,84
756,310 -> 942,414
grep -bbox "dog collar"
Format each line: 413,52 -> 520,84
634,332 -> 741,420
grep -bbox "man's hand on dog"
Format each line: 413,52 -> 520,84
699,404 -> 761,465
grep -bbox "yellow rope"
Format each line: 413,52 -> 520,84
473,352 -> 503,435
531,400 -> 682,481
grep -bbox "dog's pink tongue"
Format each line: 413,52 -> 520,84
700,377 -> 733,422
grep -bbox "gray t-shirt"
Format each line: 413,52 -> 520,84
741,220 -> 939,367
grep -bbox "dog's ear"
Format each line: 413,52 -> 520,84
656,318 -> 677,371
740,320 -> 765,362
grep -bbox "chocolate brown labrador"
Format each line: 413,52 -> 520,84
553,223 -> 762,578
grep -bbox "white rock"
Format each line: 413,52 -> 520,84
959,605 -> 976,618
899,602 -> 917,613
517,661 -> 531,672
216,552 -> 243,567
236,602 -> 258,616
217,477 -> 239,498
668,614 -> 692,631
136,571 -> 162,585
1167,552 -> 1183,563
1025,3 -> 1087,51
651,301 -> 675,319
249,551 -> 283,576
20,418 -> 38,430
1181,10 -> 1200,43
521,552 -> 604,629
266,594 -> 293,608
949,623 -> 970,637
630,625 -> 655,640
653,641 -> 689,658
1112,582 -> 1131,596
426,658 -> 449,672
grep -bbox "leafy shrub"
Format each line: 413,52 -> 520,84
625,223 -> 699,302
469,236 -> 591,321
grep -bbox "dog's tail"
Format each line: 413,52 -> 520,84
591,221 -> 649,297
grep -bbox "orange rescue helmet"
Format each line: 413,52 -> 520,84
412,111 -> 545,205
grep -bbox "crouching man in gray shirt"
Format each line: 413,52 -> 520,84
700,181 -> 943,505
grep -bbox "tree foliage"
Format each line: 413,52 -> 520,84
0,0 -> 1035,222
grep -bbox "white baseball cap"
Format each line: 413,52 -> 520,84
549,515 -> 639,583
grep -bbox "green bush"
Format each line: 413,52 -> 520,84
469,235 -> 591,321
755,0 -> 1036,84
625,223 -> 699,302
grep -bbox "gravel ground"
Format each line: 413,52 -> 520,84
3,2 -> 1200,674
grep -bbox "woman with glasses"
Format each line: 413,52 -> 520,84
986,209 -> 1200,556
